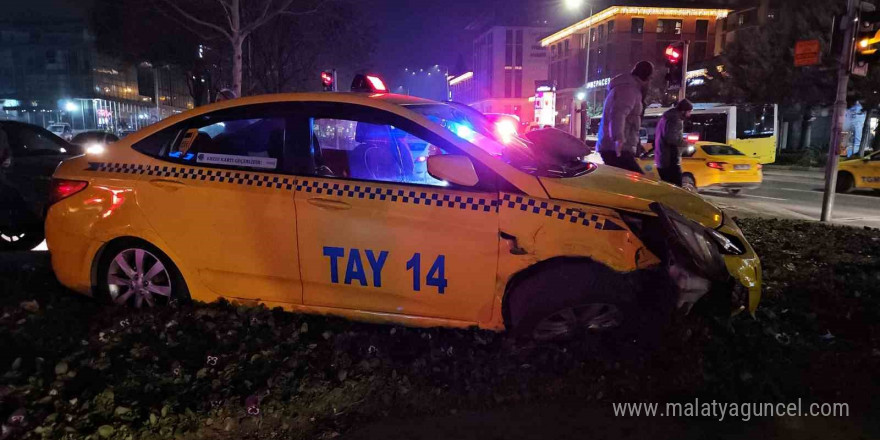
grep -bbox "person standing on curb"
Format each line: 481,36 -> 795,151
654,99 -> 694,187
596,61 -> 654,173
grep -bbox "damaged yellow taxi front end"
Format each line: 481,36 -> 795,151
534,164 -> 762,316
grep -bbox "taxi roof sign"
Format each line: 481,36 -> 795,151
351,74 -> 387,93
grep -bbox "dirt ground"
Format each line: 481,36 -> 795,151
1,218 -> 879,439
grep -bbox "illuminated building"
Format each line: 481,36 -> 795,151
0,21 -> 192,132
540,6 -> 730,135
449,71 -> 475,104
469,26 -> 550,124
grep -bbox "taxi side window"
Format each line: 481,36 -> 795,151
313,118 -> 450,187
165,117 -> 286,172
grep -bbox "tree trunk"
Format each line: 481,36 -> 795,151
859,109 -> 873,158
232,36 -> 243,98
798,106 -> 815,151
230,0 -> 242,98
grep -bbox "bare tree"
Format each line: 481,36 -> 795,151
246,1 -> 374,94
156,0 -> 321,97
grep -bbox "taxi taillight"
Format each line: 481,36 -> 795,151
706,161 -> 726,170
49,178 -> 88,206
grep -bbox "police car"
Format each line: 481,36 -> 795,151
45,75 -> 761,340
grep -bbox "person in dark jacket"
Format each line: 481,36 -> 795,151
596,61 -> 654,173
653,99 -> 693,186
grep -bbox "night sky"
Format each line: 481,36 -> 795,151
5,0 -> 583,97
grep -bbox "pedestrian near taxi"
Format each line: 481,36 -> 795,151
596,60 -> 654,173
654,99 -> 694,187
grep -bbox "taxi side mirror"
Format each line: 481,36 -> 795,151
427,155 -> 479,187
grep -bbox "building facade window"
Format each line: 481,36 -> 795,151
656,19 -> 682,35
631,18 -> 644,36
693,19 -> 709,62
695,19 -> 709,40
505,30 -> 513,66
515,29 -> 523,66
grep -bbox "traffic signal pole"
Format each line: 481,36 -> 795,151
679,41 -> 689,102
821,0 -> 859,222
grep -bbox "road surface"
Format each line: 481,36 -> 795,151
701,168 -> 880,228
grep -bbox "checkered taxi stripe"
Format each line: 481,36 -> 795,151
84,162 -> 623,229
86,162 -> 295,189
296,179 -> 498,212
500,194 -> 624,230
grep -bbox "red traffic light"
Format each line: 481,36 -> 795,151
665,45 -> 682,63
321,71 -> 334,88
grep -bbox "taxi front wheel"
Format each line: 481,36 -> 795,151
507,259 -> 638,342
96,240 -> 189,308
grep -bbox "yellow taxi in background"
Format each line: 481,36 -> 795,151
45,76 -> 761,341
638,142 -> 763,195
837,150 -> 880,192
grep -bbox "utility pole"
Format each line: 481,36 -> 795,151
821,0 -> 859,222
678,41 -> 690,102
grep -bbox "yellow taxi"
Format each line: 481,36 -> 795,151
638,142 -> 763,195
837,150 -> 880,192
45,76 -> 761,340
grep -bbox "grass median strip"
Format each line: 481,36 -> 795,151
0,218 -> 878,439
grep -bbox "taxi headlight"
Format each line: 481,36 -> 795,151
651,203 -> 728,280
708,229 -> 744,255
669,217 -> 719,266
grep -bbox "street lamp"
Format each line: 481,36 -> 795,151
564,0 -> 583,11
564,1 -> 594,138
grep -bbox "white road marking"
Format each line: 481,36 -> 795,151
740,194 -> 789,201
772,187 -> 819,193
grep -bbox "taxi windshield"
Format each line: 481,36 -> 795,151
403,103 -> 591,178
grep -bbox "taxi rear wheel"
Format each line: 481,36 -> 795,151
836,172 -> 854,193
507,259 -> 636,342
96,240 -> 189,308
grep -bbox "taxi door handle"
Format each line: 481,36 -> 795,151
149,179 -> 186,191
307,197 -> 351,210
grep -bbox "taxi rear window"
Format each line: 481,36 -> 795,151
701,144 -> 744,156
164,117 -> 286,172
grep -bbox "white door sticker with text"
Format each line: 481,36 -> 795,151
196,153 -> 277,170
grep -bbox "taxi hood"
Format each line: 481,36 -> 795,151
539,164 -> 723,229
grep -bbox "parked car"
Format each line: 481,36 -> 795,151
47,123 -> 74,141
0,121 -> 77,250
71,131 -> 120,154
117,128 -> 139,138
